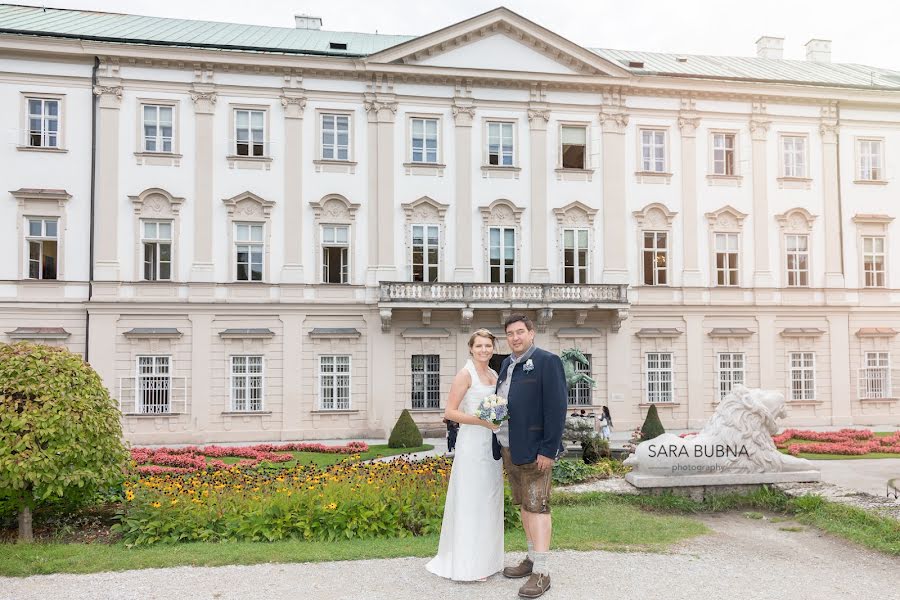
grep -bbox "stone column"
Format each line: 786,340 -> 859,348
678,107 -> 703,287
685,314 -> 705,428
280,90 -> 307,283
452,98 -> 476,282
189,313 -> 212,440
750,102 -> 774,287
756,314 -> 777,389
280,313 -> 304,440
605,320 -> 632,425
827,314 -> 852,425
820,103 -> 845,288
93,81 -> 123,281
528,105 -> 551,283
599,95 -> 629,284
364,92 -> 398,284
190,86 -> 217,282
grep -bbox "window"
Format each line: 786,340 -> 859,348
235,223 -> 264,281
321,113 -> 350,161
322,225 -> 350,284
859,352 -> 891,399
141,220 -> 172,281
782,135 -> 807,178
717,352 -> 745,401
640,129 -> 666,172
862,236 -> 885,288
137,356 -> 171,414
712,132 -> 736,175
319,355 -> 351,410
642,231 -> 668,285
411,355 -> 440,409
785,234 -> 809,287
789,352 -> 816,401
411,224 -> 439,282
561,126 -> 586,169
234,109 -> 265,157
567,354 -> 592,406
715,233 -> 739,286
230,356 -> 264,411
645,352 -> 673,403
142,105 -> 173,153
487,121 -> 514,166
27,98 -> 59,148
26,218 -> 58,280
489,226 -> 515,283
858,139 -> 884,181
411,118 -> 438,163
563,228 -> 589,284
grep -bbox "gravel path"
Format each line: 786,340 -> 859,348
2,513 -> 896,600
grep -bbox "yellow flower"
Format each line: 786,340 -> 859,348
325,502 -> 337,511
125,490 -> 135,501
151,501 -> 161,508
170,498 -> 179,506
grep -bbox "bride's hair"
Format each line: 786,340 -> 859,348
467,328 -> 497,352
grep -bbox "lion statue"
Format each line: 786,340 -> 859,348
624,385 -> 816,477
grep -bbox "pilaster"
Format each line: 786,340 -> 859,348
599,87 -> 629,284
190,67 -> 217,282
364,76 -> 398,284
820,102 -> 845,288
281,75 -> 307,283
528,85 -> 550,282
93,60 -> 123,281
749,99 -> 774,287
678,96 -> 703,287
452,86 -> 476,282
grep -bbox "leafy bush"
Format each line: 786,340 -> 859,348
0,342 -> 128,542
552,459 -> 628,485
388,409 -> 423,448
581,436 -> 609,464
640,404 -> 666,441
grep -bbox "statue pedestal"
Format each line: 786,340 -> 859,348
625,470 -> 821,488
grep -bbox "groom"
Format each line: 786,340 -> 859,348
492,314 -> 567,599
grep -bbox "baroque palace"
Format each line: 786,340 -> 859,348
1,5 -> 898,444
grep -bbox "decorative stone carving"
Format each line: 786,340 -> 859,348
527,108 -> 550,123
190,88 -> 217,114
480,199 -> 524,227
749,118 -> 770,141
819,103 -> 839,144
677,115 -> 700,137
705,205 -> 748,231
633,203 -> 678,228
380,308 -> 392,333
222,191 -> 275,218
599,109 -> 629,134
280,94 -> 307,119
129,188 -> 185,217
611,308 -> 629,333
624,385 -> 820,487
401,196 -> 449,222
460,308 -> 474,333
775,208 -> 817,233
451,102 -> 476,126
94,84 -> 123,109
309,194 -> 361,222
536,308 -> 553,333
553,200 -> 598,227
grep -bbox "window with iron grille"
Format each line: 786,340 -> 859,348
789,352 -> 816,401
411,355 -> 440,409
645,352 -> 673,403
137,356 -> 171,414
567,354 -> 592,406
320,355 -> 351,410
717,352 -> 745,401
230,355 -> 264,411
859,352 -> 890,399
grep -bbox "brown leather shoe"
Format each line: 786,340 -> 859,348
502,557 -> 533,579
518,572 -> 551,598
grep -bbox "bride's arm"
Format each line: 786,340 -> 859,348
444,370 -> 497,429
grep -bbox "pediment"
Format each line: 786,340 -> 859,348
367,8 -> 630,78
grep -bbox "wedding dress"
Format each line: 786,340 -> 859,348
426,359 -> 505,581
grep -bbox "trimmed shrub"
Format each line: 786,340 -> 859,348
388,409 -> 423,448
0,343 -> 128,542
640,404 -> 666,441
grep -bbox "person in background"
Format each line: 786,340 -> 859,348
599,406 -> 613,440
444,417 -> 460,454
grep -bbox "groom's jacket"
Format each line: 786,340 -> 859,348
494,347 -> 567,465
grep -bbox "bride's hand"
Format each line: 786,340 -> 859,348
481,420 -> 500,432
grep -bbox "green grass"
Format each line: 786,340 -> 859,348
0,493 -> 707,577
207,444 -> 434,469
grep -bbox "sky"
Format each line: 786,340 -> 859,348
11,0 -> 900,70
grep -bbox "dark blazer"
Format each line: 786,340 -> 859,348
492,347 -> 568,465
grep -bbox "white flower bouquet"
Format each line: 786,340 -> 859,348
474,394 -> 509,425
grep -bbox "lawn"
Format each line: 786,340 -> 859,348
0,494 -> 707,576
214,444 -> 434,469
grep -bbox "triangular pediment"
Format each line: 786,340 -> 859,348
367,7 -> 630,78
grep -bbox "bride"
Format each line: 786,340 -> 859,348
426,328 -> 504,581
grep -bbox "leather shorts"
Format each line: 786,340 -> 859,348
500,446 -> 552,514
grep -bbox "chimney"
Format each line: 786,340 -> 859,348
805,39 -> 831,63
755,36 -> 784,59
295,14 -> 322,30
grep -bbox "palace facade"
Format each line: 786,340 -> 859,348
1,5 -> 898,444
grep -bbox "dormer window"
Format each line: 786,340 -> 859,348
329,42 -> 347,50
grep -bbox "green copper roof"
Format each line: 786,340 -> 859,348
2,4 -> 900,90
0,3 -> 413,56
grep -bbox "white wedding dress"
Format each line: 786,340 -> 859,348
426,359 -> 505,581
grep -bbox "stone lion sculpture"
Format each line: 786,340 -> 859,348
625,385 -> 817,479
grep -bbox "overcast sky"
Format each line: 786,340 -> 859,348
14,0 -> 900,71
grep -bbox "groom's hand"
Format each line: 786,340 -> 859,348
536,455 -> 554,471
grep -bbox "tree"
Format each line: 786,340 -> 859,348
639,404 -> 666,441
388,409 -> 423,448
0,343 -> 127,542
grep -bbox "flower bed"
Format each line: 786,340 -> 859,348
773,429 -> 900,456
130,441 -> 369,475
115,456 -> 455,545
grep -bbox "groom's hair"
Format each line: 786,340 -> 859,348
504,313 -> 534,332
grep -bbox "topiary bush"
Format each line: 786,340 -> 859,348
0,342 -> 128,542
388,409 -> 423,448
640,404 -> 666,441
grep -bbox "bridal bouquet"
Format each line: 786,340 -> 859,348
474,394 -> 509,425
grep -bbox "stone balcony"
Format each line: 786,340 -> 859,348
378,281 -> 630,333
